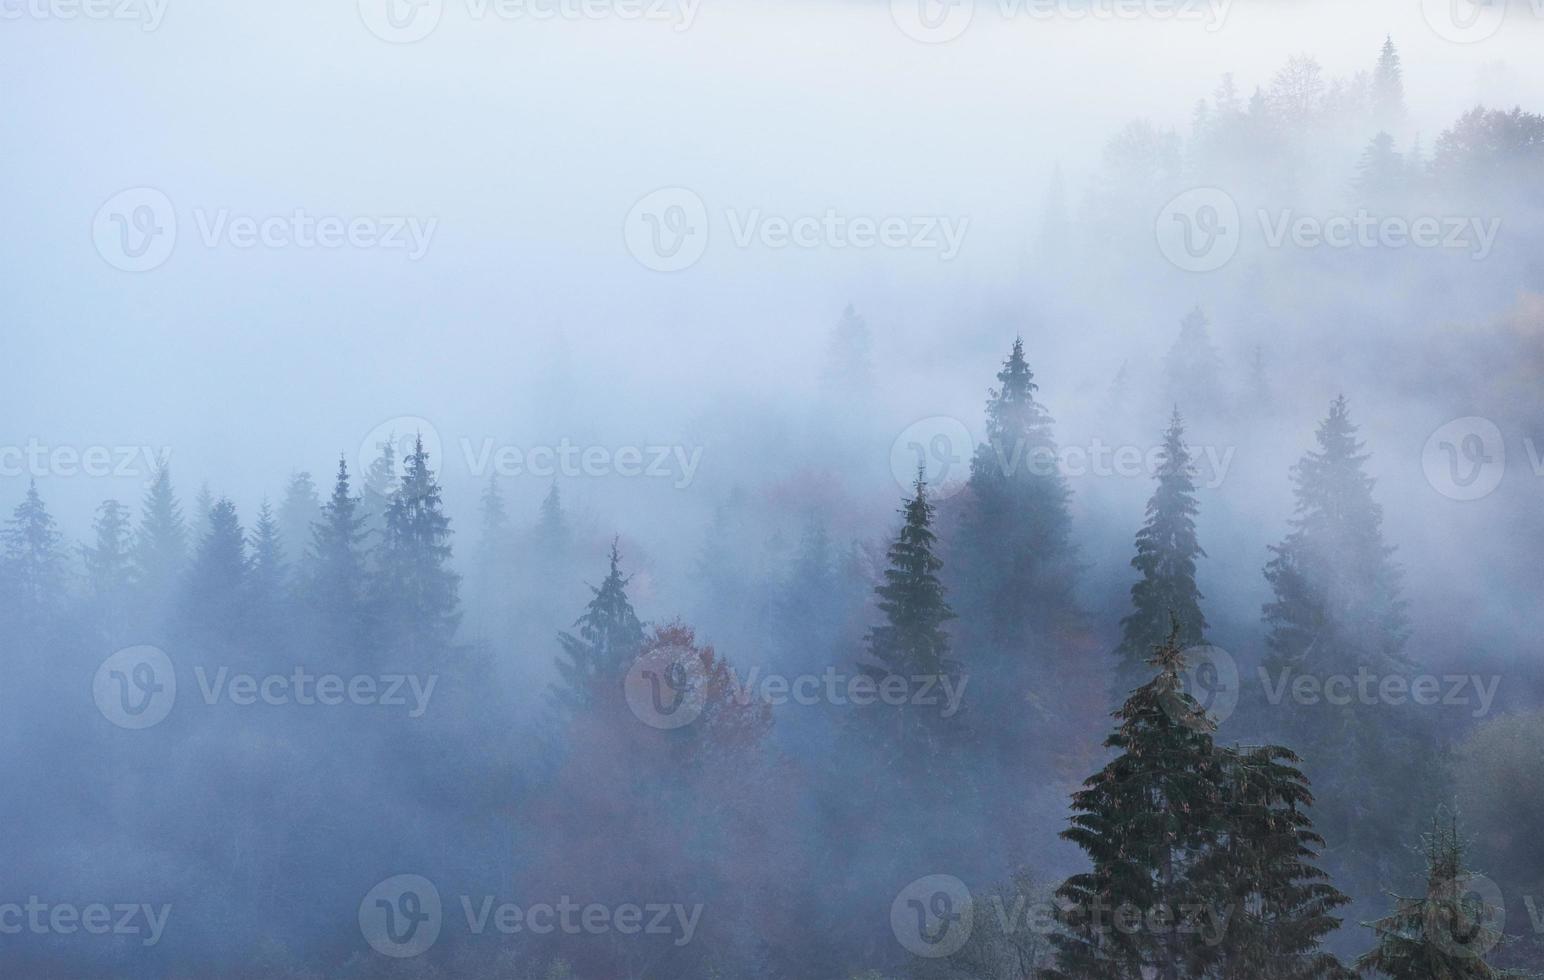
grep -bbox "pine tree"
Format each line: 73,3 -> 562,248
1355,812 -> 1511,978
2,480 -> 65,630
183,497 -> 247,634
248,497 -> 287,615
131,456 -> 186,611
1371,36 -> 1405,131
191,481 -> 215,545
1114,409 -> 1208,702
954,337 -> 1077,658
374,433 -> 460,652
308,455 -> 369,650
278,470 -> 322,564
1045,623 -> 1225,980
81,499 -> 134,641
1353,132 -> 1405,204
1260,396 -> 1425,883
1204,745 -> 1354,979
551,540 -> 646,715
858,469 -> 961,766
360,435 -> 399,540
1165,307 -> 1225,414
534,482 -> 568,554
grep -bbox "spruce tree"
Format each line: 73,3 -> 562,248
278,470 -> 322,563
1353,132 -> 1405,203
81,499 -> 134,642
308,455 -> 369,651
131,456 -> 186,610
2,480 -> 65,631
1355,813 -> 1512,978
954,337 -> 1077,663
551,540 -> 646,715
183,497 -> 247,635
1165,307 -> 1225,414
819,303 -> 874,400
534,482 -> 568,554
374,434 -> 460,652
1114,409 -> 1208,702
857,469 -> 960,765
1045,623 -> 1224,980
1371,36 -> 1405,131
1204,745 -> 1354,979
360,435 -> 399,540
248,497 -> 287,614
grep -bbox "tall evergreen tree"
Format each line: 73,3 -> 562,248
183,497 -> 247,635
360,435 -> 399,541
954,337 -> 1078,658
1165,307 -> 1225,414
2,480 -> 65,631
551,540 -> 646,715
278,470 -> 322,563
308,455 -> 369,652
1045,623 -> 1225,980
1114,409 -> 1208,702
1371,36 -> 1405,131
534,482 -> 568,555
1353,132 -> 1405,203
247,497 -> 286,613
81,499 -> 134,642
1203,745 -> 1354,979
1356,813 -> 1511,978
131,456 -> 186,612
374,434 -> 460,652
819,303 -> 874,401
857,469 -> 961,765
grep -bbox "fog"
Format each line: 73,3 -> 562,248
4,0 -> 1544,976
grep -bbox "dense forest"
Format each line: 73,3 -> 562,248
6,19 -> 1544,980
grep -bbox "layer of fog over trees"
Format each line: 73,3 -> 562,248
5,1 -> 1544,977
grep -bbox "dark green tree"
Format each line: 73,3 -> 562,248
858,468 -> 961,767
551,540 -> 646,715
1045,623 -> 1224,980
1114,409 -> 1208,702
1355,813 -> 1512,978
374,434 -> 461,652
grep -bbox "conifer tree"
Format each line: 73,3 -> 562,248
552,540 -> 646,715
132,456 -> 186,608
1371,36 -> 1405,130
248,497 -> 286,612
2,480 -> 65,630
183,497 -> 247,634
308,455 -> 369,650
1353,132 -> 1405,203
192,480 -> 215,545
374,434 -> 460,652
1355,813 -> 1511,978
360,435 -> 399,540
82,499 -> 134,641
858,469 -> 960,765
278,470 -> 322,563
1204,745 -> 1354,979
534,482 -> 568,554
1046,623 -> 1224,980
1114,409 -> 1208,702
473,472 -> 513,643
1165,307 -> 1225,413
954,337 -> 1077,658
819,303 -> 874,400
